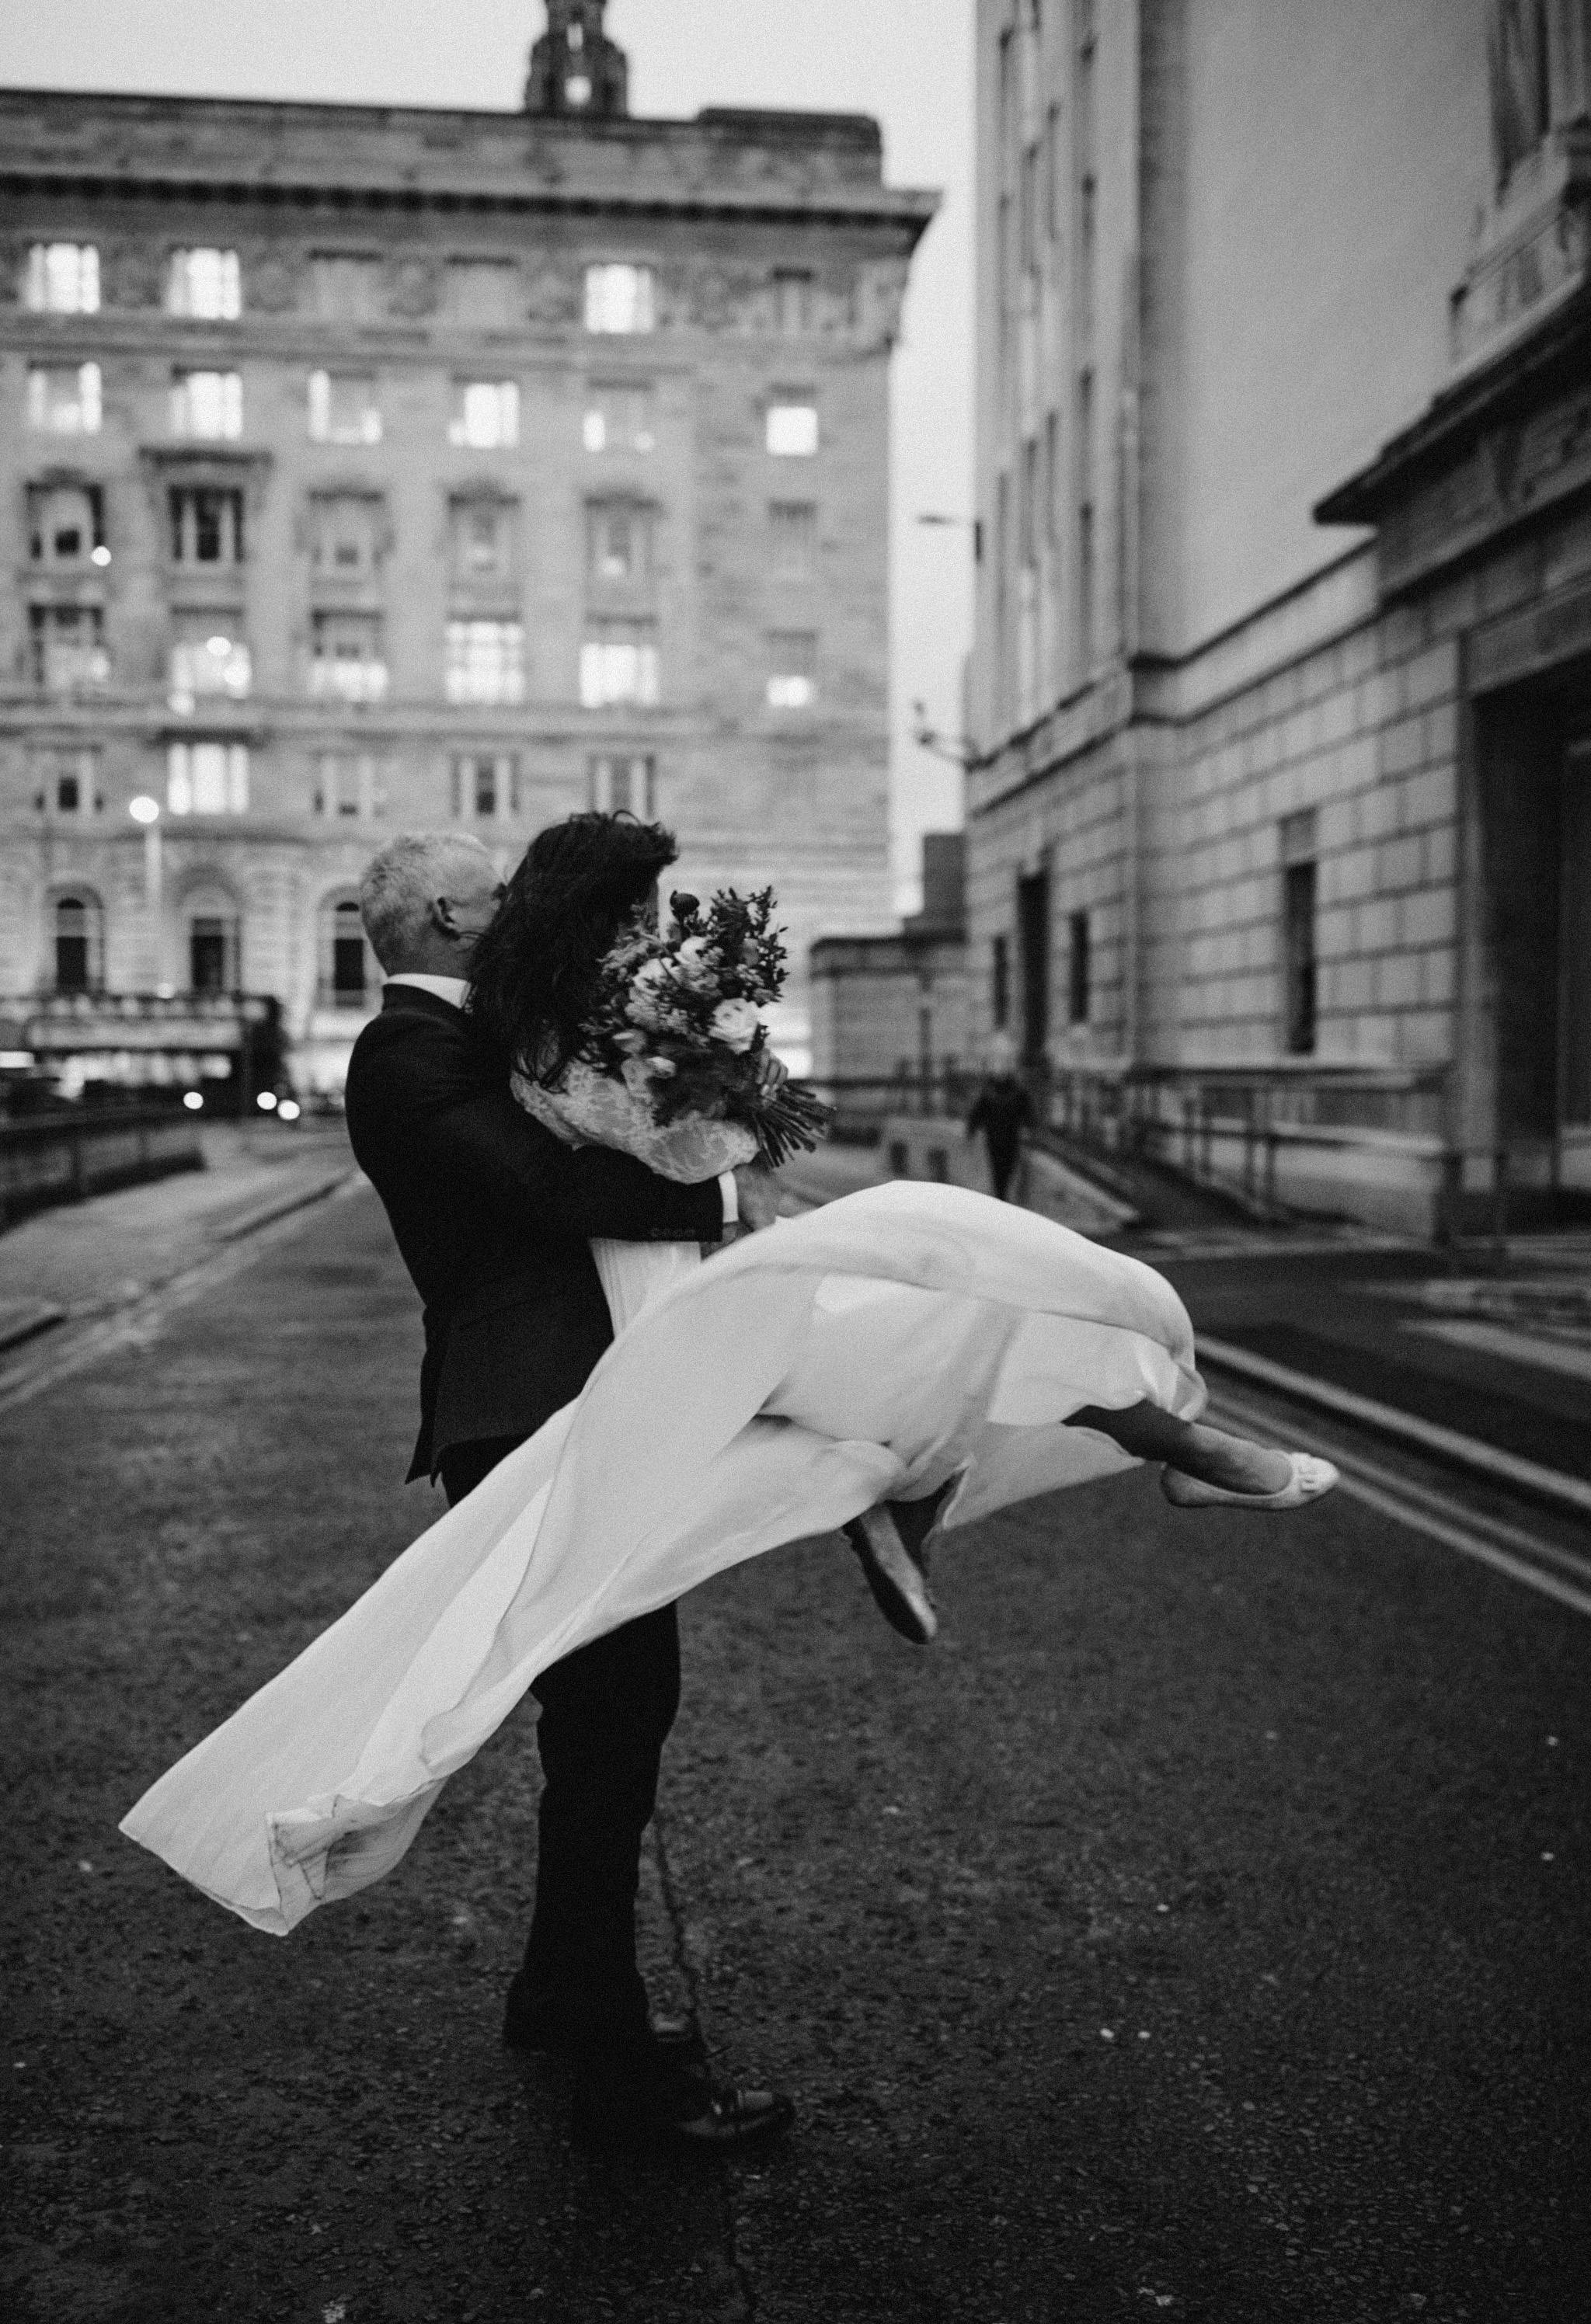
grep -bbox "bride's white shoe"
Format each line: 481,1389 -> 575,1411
1160,1452 -> 1339,1511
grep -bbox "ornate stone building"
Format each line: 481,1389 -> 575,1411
969,0 -> 1591,1231
0,2 -> 935,1098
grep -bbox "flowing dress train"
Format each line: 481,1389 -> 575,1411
120,1181 -> 1206,1936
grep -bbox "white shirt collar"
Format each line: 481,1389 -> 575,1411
384,972 -> 470,1011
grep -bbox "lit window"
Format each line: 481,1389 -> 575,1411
171,371 -> 243,440
587,499 -> 651,584
580,619 -> 659,708
30,485 -> 103,565
310,254 -> 381,322
584,263 -> 655,335
445,621 -> 525,705
29,605 -> 108,691
167,743 -> 249,816
309,614 -> 388,704
450,753 -> 520,819
308,371 -> 381,444
583,380 -> 655,453
315,754 -> 380,819
310,493 -> 382,575
25,243 -> 99,313
767,398 -> 818,457
26,363 -> 101,434
767,631 -> 816,709
768,501 -> 816,580
169,617 -> 252,710
169,487 -> 244,565
589,753 -> 655,816
166,249 -> 242,321
448,381 -> 520,449
772,270 -> 813,334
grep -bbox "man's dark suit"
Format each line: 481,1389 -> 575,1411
345,981 -> 725,2059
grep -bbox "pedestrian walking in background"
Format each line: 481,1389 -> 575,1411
966,1038 -> 1036,1201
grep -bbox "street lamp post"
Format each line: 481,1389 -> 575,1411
128,795 -> 162,983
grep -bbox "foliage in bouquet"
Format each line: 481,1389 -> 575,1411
577,888 -> 831,1167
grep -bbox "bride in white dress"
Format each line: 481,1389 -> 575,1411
121,831 -> 1335,1939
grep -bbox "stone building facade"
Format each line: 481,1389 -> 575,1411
808,831 -> 971,1089
0,2 -> 934,1097
969,0 -> 1591,1231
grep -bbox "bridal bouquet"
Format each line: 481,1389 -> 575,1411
576,887 -> 831,1169
512,887 -> 832,1180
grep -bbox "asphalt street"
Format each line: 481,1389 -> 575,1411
2,1182 -> 1587,2324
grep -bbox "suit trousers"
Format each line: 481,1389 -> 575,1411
440,1435 -> 681,2059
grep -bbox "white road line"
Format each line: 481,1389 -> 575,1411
1205,1388 -> 1591,1621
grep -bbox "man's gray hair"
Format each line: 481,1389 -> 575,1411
359,831 -> 491,969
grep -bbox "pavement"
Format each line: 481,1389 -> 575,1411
2,1149 -> 1589,2322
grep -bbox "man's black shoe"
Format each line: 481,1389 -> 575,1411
572,2058 -> 795,2156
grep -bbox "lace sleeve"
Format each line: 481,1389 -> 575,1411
510,1064 -> 757,1184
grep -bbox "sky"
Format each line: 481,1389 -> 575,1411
0,0 -> 974,913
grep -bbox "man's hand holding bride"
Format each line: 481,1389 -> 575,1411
732,1160 -> 785,1233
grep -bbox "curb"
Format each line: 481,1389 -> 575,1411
211,1167 -> 360,1244
1196,1332 -> 1591,1524
0,1299 -> 67,1355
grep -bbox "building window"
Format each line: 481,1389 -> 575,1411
767,397 -> 819,457
1017,865 -> 1051,1066
587,499 -> 651,584
310,493 -> 382,576
308,371 -> 381,445
772,270 -> 813,334
322,896 -> 372,1009
1489,0 -> 1552,188
166,248 -> 242,321
315,753 -> 381,819
310,613 -> 388,703
991,933 -> 1010,1031
171,371 -> 243,440
26,363 -> 101,434
186,893 -> 240,993
446,620 -> 525,705
448,380 -> 520,450
52,893 -> 103,992
170,614 -> 251,709
169,486 -> 245,565
451,499 -> 513,583
583,380 -> 655,452
1044,410 -> 1060,552
450,752 -> 520,820
310,253 -> 381,322
167,743 -> 249,816
1076,367 -> 1095,668
447,261 -> 516,329
1281,809 -> 1319,1056
768,501 -> 817,580
580,618 -> 658,708
767,631 -> 817,710
1046,103 -> 1061,240
1067,910 -> 1091,1025
589,753 -> 655,816
1021,437 -> 1039,569
30,484 -> 104,565
1021,144 -> 1040,275
25,243 -> 99,313
584,263 -> 655,335
30,604 -> 108,691
36,748 -> 100,819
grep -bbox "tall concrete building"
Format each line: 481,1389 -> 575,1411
0,2 -> 935,1098
970,0 -> 1591,1230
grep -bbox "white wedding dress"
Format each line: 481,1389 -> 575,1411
120,1174 -> 1206,1938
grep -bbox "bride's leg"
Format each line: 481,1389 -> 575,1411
1066,1402 -> 1293,1495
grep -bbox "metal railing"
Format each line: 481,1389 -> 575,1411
0,1105 -> 203,1230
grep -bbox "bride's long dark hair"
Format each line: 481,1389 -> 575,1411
468,810 -> 680,1084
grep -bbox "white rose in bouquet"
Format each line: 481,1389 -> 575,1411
709,997 -> 762,1052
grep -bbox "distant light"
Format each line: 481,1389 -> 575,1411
0,1050 -> 35,1069
277,1098 -> 301,1122
182,1090 -> 204,1112
155,983 -> 176,1000
128,795 -> 160,825
91,544 -> 111,566
256,1090 -> 277,1112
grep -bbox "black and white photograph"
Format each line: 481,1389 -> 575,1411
1,3 -> 1587,2318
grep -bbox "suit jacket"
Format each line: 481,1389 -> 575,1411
344,984 -> 724,1481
